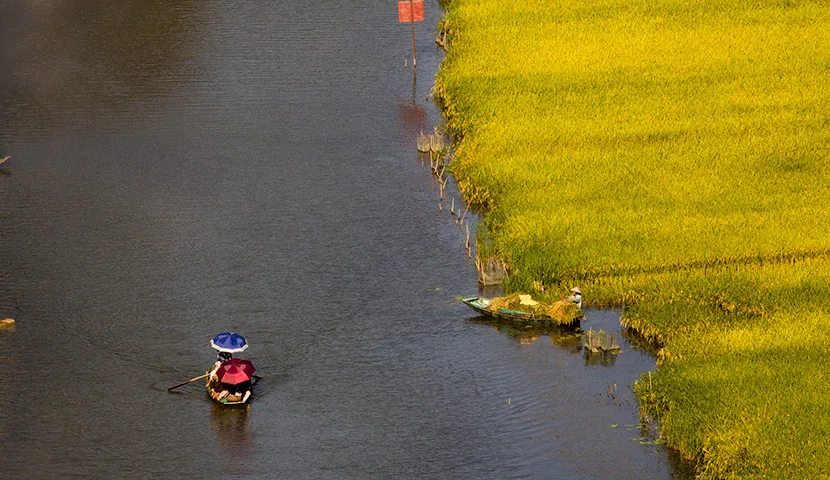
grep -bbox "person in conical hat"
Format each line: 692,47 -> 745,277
568,287 -> 583,309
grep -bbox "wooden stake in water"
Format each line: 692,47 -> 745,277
410,0 -> 417,68
465,223 -> 471,258
458,204 -> 469,227
398,1 -> 424,70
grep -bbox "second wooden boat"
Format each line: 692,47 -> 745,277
461,296 -> 582,326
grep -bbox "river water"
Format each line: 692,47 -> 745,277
0,1 -> 690,479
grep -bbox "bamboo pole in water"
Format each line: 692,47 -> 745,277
458,204 -> 469,227
409,0 -> 417,68
465,223 -> 471,258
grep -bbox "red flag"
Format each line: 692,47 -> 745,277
398,0 -> 424,23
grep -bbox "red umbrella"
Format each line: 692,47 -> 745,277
216,358 -> 256,385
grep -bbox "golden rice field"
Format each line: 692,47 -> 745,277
435,0 -> 830,477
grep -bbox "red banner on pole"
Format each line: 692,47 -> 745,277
398,0 -> 424,23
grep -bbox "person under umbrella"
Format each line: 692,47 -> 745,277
213,359 -> 256,403
210,332 -> 248,354
208,351 -> 233,383
207,332 -> 248,385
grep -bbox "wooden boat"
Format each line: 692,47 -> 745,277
205,357 -> 256,405
461,296 -> 582,326
206,379 -> 253,405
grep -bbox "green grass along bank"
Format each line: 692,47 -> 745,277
434,0 -> 830,477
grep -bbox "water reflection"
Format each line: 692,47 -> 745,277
397,101 -> 427,142
210,403 -> 252,460
469,315 -> 583,350
583,349 -> 620,367
470,311 -> 633,368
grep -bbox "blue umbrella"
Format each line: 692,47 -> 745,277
210,332 -> 249,353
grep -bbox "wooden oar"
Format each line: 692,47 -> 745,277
168,373 -> 208,391
0,156 -> 9,166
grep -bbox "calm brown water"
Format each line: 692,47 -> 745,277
0,1 -> 691,478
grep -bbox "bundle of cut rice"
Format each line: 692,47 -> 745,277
487,293 -> 580,324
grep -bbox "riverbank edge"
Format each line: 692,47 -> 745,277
430,0 -> 830,477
